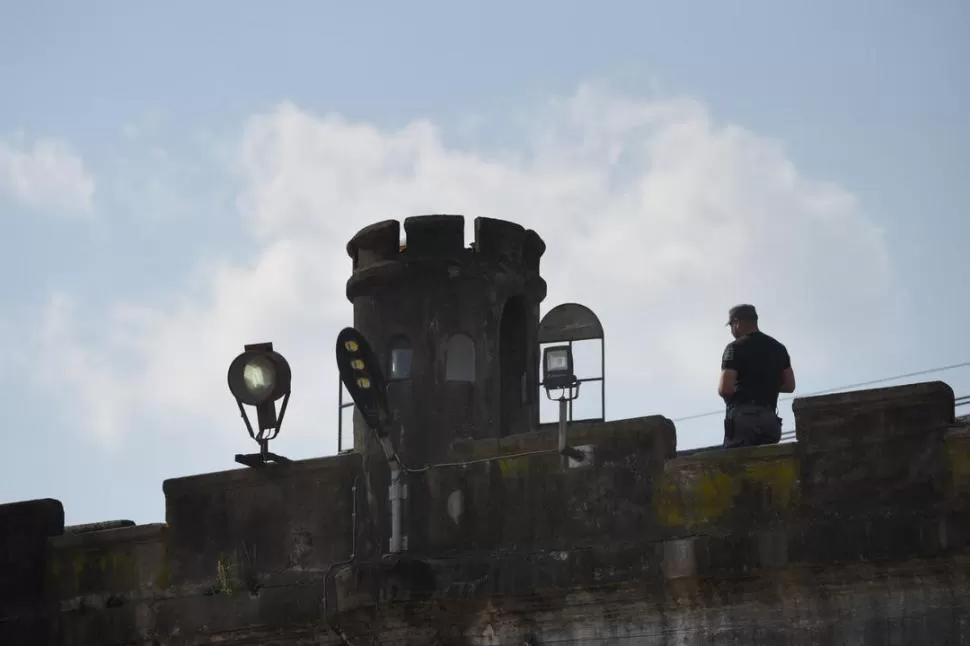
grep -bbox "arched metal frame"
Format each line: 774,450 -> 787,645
538,302 -> 606,423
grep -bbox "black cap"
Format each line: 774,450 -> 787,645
726,304 -> 758,325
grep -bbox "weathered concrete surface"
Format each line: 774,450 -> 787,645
326,381 -> 970,644
424,415 -> 675,553
1,380 -> 968,644
3,453 -> 362,645
0,383 -> 970,646
329,553 -> 970,645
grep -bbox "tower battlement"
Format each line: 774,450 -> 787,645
345,215 -> 546,300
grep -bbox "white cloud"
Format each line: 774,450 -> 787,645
26,84 -> 896,453
0,136 -> 95,214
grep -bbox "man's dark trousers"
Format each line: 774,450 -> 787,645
723,404 -> 782,448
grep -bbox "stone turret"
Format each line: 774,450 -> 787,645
345,214 -> 547,465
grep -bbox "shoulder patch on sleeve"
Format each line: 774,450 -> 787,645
722,343 -> 735,364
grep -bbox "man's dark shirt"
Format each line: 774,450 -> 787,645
721,330 -> 791,411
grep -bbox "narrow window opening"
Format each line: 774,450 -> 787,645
388,336 -> 412,380
445,334 -> 476,382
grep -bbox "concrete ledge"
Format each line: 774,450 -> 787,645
453,414 -> 677,461
0,498 -> 64,645
162,452 -> 361,496
346,218 -> 400,269
655,443 -> 799,531
404,214 -> 465,256
51,523 -> 166,549
0,498 -> 64,607
425,417 -> 675,553
793,380 -> 955,448
163,452 -> 364,587
48,524 -> 169,601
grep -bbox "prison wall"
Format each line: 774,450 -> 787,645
2,380 -> 970,644
329,380 -> 970,645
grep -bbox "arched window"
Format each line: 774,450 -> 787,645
388,336 -> 412,381
445,334 -> 476,382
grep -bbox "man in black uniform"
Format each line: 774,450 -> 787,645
718,304 -> 796,448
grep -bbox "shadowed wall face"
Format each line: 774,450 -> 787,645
1,380 -> 969,644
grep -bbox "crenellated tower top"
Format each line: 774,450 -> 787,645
345,215 -> 547,302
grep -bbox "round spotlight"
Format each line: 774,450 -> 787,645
228,347 -> 291,406
242,355 -> 276,401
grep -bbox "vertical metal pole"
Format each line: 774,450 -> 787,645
568,340 -> 574,422
558,397 -> 568,470
388,463 -> 403,553
337,380 -> 343,453
600,337 -> 606,421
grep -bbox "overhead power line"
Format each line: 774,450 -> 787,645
671,360 -> 970,423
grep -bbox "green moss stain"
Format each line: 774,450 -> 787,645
496,451 -> 558,479
655,457 -> 798,527
48,546 -> 146,597
155,559 -> 171,590
72,552 -> 86,583
946,439 -> 970,494
743,459 -> 798,509
497,456 -> 533,478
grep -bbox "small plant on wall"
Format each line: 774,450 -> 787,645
204,553 -> 234,596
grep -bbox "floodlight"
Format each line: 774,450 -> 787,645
541,344 -> 586,467
228,346 -> 291,407
227,341 -> 292,467
543,345 -> 576,391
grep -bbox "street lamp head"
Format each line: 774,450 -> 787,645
336,327 -> 392,437
543,345 -> 576,391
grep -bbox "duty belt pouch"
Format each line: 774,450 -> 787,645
724,416 -> 736,440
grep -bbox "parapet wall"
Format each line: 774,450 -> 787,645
2,381 -> 969,645
330,380 -> 970,642
345,215 -> 546,300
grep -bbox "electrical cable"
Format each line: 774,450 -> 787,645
671,360 -> 970,423
375,363 -> 970,474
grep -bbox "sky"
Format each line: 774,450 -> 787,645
0,1 -> 967,526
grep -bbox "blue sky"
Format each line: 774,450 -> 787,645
0,1 -> 967,525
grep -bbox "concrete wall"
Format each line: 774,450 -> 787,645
2,381 -> 969,645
